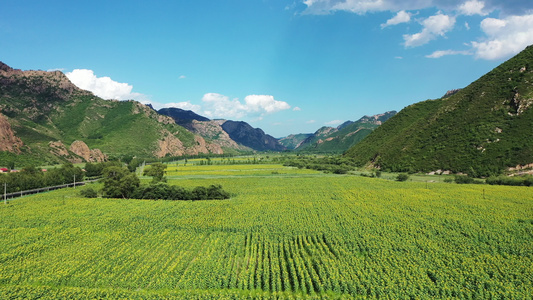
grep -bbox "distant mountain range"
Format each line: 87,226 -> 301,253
279,111 -> 396,153
345,45 -> 533,176
5,43 -> 528,176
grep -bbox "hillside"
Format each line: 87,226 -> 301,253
278,133 -> 313,149
158,107 -> 210,128
345,45 -> 533,176
220,120 -> 286,151
296,111 -> 396,153
158,107 -> 251,153
0,62 -> 222,166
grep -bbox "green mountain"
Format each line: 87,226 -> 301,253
278,133 -> 313,150
0,62 -> 221,166
295,111 -> 396,153
345,45 -> 533,176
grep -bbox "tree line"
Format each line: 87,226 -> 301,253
82,162 -> 231,201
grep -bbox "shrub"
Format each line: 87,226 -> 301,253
396,173 -> 409,182
454,175 -> 474,184
80,187 -> 98,198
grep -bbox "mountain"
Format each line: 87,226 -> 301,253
278,133 -> 314,150
219,120 -> 286,151
345,45 -> 533,176
0,62 -> 222,166
158,107 -> 252,153
158,107 -> 210,128
295,111 -> 396,153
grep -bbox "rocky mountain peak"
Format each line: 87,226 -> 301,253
0,61 -> 15,72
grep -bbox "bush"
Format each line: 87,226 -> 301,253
454,175 -> 474,184
80,187 -> 98,198
396,173 -> 409,182
486,175 -> 533,186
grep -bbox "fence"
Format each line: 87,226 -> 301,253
3,179 -> 99,201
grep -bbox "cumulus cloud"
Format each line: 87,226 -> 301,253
200,93 -> 291,119
425,49 -> 472,58
458,0 -> 489,16
244,95 -> 291,113
302,0 -> 533,16
66,69 -> 148,101
470,14 -> 533,60
381,10 -> 411,28
403,13 -> 456,47
163,101 -> 201,111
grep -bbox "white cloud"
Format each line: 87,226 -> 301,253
472,14 -> 533,60
403,13 -> 456,47
66,69 -> 148,101
395,56 -> 404,59
425,49 -> 472,58
306,120 -> 317,124
465,21 -> 470,30
200,93 -> 291,119
302,0 -> 533,16
325,119 -> 343,126
293,106 -> 302,111
163,101 -> 201,112
178,75 -> 186,79
47,68 -> 65,72
244,95 -> 291,113
458,0 -> 489,16
381,10 -> 411,28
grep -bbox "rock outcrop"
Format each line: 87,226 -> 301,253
69,140 -> 107,162
154,130 -> 222,157
0,113 -> 24,153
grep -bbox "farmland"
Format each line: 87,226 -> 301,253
0,163 -> 532,299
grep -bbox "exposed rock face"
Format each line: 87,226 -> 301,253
0,113 -> 24,153
69,140 -> 107,162
356,111 -> 397,125
155,131 -> 185,157
220,120 -> 286,151
442,89 -> 462,98
189,120 -> 249,151
49,141 -> 72,159
154,130 -> 221,157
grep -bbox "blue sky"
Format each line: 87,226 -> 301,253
1,0 -> 533,137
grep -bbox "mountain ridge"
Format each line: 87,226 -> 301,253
0,62 -> 223,165
344,45 -> 533,176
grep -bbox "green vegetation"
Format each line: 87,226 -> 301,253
0,163 -> 83,193
345,45 -> 533,177
486,175 -> 533,186
0,163 -> 531,299
0,70 -> 204,166
396,173 -> 409,181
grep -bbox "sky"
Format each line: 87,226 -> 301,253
1,0 -> 533,137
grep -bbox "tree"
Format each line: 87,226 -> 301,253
143,162 -> 167,183
102,166 -> 140,198
396,173 -> 409,182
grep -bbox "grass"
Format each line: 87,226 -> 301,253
1,163 -> 531,299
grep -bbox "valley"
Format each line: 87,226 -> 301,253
0,162 -> 531,299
